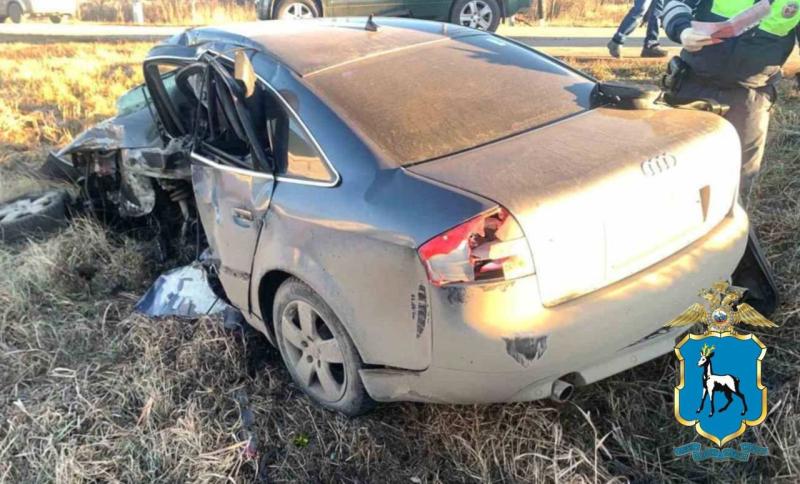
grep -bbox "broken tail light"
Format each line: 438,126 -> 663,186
418,207 -> 535,286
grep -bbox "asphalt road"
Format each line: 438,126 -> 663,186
0,21 -> 681,58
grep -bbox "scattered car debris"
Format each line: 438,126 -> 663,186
234,389 -> 259,460
134,262 -> 229,318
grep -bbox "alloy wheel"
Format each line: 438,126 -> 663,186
459,1 -> 493,30
280,3 -> 314,19
280,299 -> 347,402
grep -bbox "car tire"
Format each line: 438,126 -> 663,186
450,0 -> 501,31
0,16 -> 7,23
0,189 -> 70,243
8,2 -> 23,23
273,277 -> 375,416
256,0 -> 271,20
274,0 -> 320,20
50,15 -> 62,23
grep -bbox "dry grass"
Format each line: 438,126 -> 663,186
1,43 -> 799,482
77,0 -> 254,25
516,0 -> 639,27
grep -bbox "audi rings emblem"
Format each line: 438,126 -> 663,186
641,153 -> 678,176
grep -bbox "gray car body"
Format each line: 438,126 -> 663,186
146,20 -> 502,371
51,18 -> 755,404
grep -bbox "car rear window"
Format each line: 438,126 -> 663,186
305,35 -> 596,166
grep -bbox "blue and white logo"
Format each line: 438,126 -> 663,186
665,282 -> 777,459
675,333 -> 766,446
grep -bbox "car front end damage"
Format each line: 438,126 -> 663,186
39,85 -> 225,317
45,90 -> 194,218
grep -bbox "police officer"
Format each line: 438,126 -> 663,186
661,0 -> 800,198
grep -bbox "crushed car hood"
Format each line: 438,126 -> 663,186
56,105 -> 161,156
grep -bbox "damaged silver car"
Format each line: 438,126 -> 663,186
3,18 -> 778,415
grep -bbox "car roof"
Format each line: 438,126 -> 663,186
171,18 -> 484,76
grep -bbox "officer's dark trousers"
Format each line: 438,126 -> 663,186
677,77 -> 775,199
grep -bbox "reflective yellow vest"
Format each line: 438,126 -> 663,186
712,0 -> 800,37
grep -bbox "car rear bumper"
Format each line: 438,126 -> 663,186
361,204 -> 750,403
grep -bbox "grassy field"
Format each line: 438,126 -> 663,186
1,42 -> 799,482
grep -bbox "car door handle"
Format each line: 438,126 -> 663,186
232,208 -> 254,222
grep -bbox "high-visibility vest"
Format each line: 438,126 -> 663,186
712,0 -> 800,36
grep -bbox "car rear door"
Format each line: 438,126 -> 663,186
328,0 -> 407,16
401,0 -> 451,19
189,55 -> 275,311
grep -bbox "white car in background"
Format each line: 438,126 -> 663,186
0,0 -> 77,23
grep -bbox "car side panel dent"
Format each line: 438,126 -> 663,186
245,158 -> 498,370
192,160 -> 274,311
250,201 -> 434,370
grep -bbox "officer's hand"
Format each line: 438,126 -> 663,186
680,28 -> 716,52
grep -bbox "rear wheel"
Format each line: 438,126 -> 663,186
50,15 -> 62,23
256,0 -> 271,20
8,2 -> 23,23
275,0 -> 319,20
273,278 -> 375,416
450,0 -> 501,31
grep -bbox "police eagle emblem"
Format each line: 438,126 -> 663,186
668,281 -> 778,447
665,281 -> 777,333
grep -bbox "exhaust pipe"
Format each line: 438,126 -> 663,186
551,379 -> 575,403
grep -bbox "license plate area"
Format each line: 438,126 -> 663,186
606,186 -> 706,275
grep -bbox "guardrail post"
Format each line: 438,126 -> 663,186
132,1 -> 144,24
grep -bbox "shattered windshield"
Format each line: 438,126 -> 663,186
116,85 -> 150,117
306,35 -> 596,166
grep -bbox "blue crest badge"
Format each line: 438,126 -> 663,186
665,282 -> 777,457
675,333 -> 766,446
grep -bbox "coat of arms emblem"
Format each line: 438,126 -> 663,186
666,282 -> 777,448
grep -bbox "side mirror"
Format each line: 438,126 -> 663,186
235,50 -> 257,98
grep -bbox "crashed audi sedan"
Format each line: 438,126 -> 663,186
15,18 -> 777,415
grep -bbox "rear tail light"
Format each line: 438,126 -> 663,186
418,207 -> 535,287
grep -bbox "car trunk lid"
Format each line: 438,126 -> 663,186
408,107 -> 741,306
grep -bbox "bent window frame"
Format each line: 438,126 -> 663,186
145,52 -> 341,188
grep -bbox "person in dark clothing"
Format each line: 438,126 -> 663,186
608,0 -> 669,58
661,0 -> 800,198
